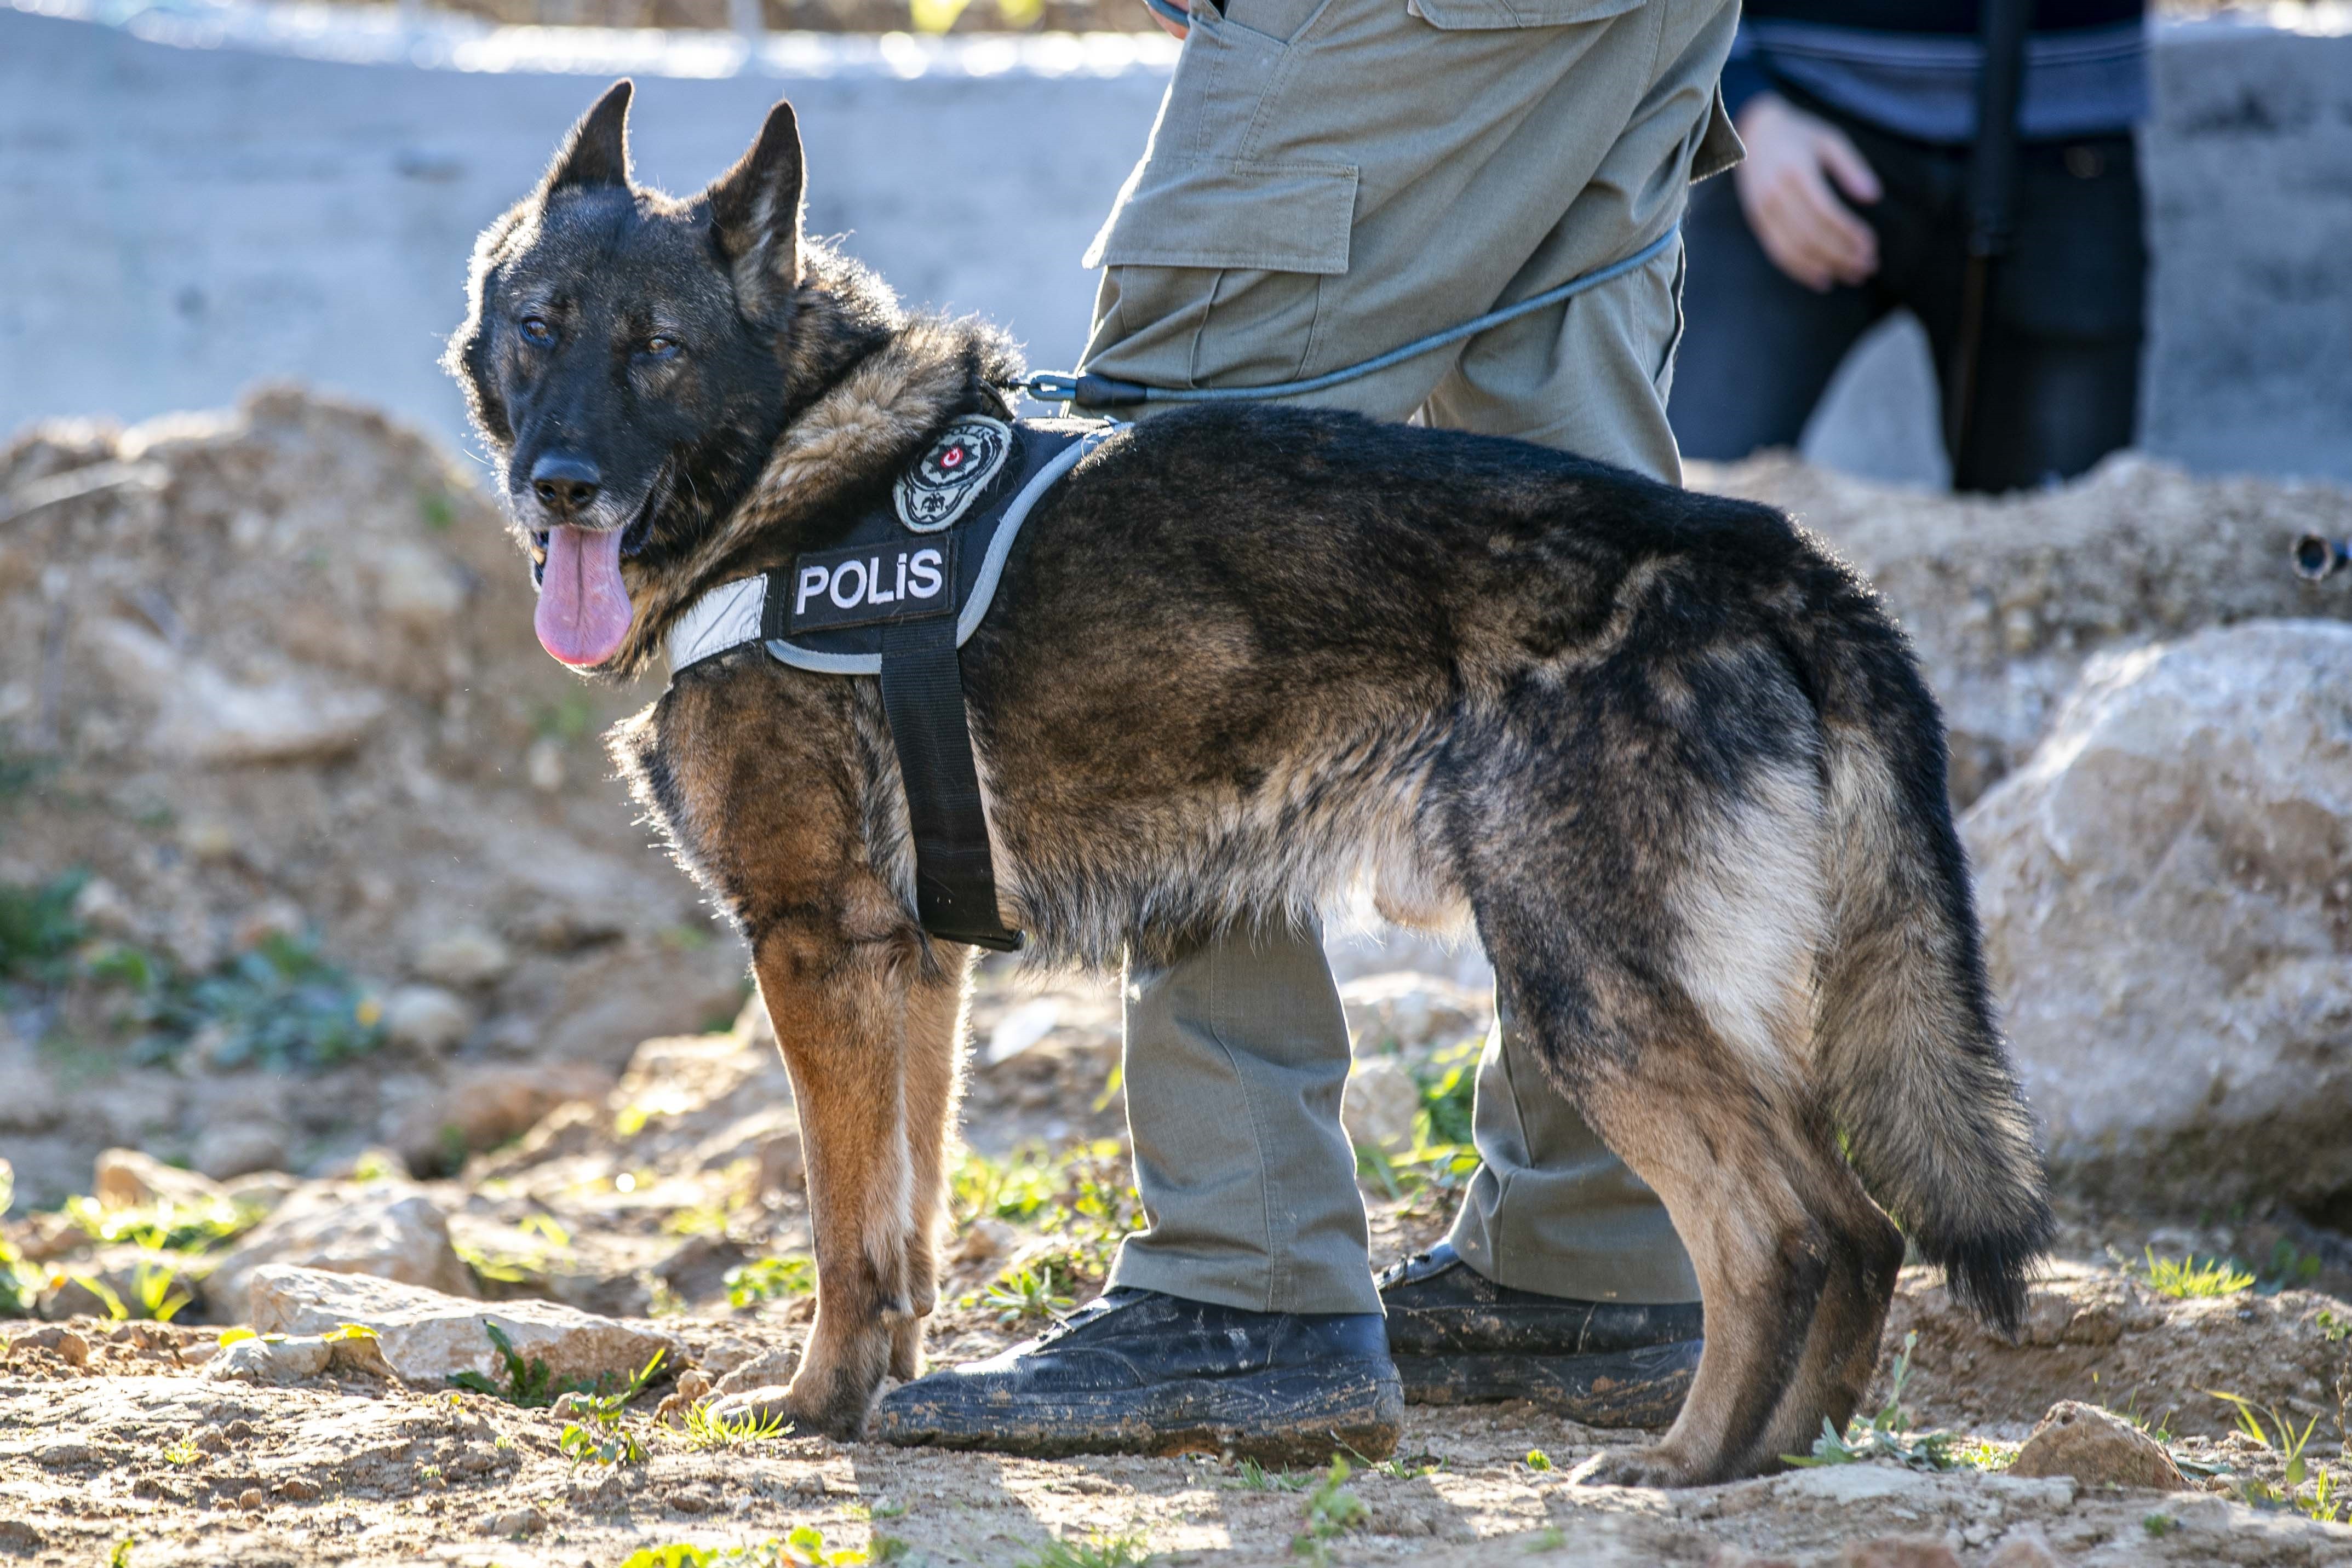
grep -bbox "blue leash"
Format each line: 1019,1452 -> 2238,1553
1013,226 -> 1680,409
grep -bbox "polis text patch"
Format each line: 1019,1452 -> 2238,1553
787,537 -> 956,634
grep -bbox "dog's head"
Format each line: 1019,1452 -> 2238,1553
446,81 -> 809,670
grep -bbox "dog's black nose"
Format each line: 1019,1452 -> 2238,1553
530,453 -> 601,517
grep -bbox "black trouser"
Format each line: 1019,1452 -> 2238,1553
1668,94 -> 2146,494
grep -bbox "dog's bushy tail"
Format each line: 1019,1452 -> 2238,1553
1787,595 -> 2052,1337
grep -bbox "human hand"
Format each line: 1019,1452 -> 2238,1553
1141,0 -> 1189,40
1732,93 -> 1883,292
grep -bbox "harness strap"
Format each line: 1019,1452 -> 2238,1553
876,615 -> 1023,952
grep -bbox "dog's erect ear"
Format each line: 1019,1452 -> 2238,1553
705,99 -> 805,317
545,79 -> 634,196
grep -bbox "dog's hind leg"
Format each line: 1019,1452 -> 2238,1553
891,950 -> 974,1381
1462,759 -> 1857,1485
1729,1123 -> 1905,1477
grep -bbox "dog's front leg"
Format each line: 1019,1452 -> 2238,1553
724,921 -> 916,1440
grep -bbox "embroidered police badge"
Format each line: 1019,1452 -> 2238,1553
894,415 -> 1013,532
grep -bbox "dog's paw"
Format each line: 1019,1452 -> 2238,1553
1570,1444 -> 1707,1490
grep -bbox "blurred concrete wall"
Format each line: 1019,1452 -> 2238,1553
2,7 -> 2347,483
0,8 -> 1167,463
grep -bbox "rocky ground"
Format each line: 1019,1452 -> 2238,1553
9,397 -> 2352,1563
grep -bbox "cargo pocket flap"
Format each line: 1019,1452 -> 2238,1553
1084,158 -> 1359,277
1410,0 -> 1642,30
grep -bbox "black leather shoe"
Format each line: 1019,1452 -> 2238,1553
869,1289 -> 1403,1462
1378,1243 -> 1702,1428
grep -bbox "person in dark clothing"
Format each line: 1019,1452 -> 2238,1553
1668,1 -> 2148,493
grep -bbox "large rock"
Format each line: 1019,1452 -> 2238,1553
1697,455 -> 2352,807
1337,972 -> 1490,1059
203,1182 -> 474,1325
1965,622 -> 2352,1205
1342,1056 -> 1424,1156
2008,1401 -> 2189,1491
246,1265 -> 679,1388
91,1148 -> 229,1210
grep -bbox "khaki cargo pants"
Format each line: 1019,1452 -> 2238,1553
1085,0 -> 1741,1315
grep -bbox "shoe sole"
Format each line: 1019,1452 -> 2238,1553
868,1357 -> 1404,1464
1392,1337 -> 1700,1429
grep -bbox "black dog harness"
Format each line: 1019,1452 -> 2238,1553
666,415 -> 1111,952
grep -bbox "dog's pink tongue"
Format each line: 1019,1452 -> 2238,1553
535,524 -> 633,668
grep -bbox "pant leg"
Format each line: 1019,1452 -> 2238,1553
1090,0 -> 1737,1317
1951,134 -> 2146,493
1108,918 -> 1381,1316
1667,169 -> 1884,464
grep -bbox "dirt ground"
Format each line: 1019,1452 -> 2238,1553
3,1247 -> 2349,1567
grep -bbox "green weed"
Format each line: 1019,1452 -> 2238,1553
985,1264 -> 1074,1325
1229,1457 -> 1312,1492
725,1255 -> 816,1309
1523,1449 -> 1552,1472
615,1526 -> 871,1566
2206,1389 -> 2346,1522
556,1348 -> 667,1466
61,1192 -> 257,1253
1784,1331 -> 1965,1471
0,1163 -> 36,1317
1016,1530 -> 1153,1568
2143,1513 -> 2174,1537
680,1400 -> 791,1449
2137,1249 -> 2254,1299
0,871 -> 86,987
444,1320 -> 650,1408
1292,1457 -> 1367,1563
1525,1525 -> 1568,1553
2317,1309 -> 2349,1345
159,1439 -> 200,1467
107,1538 -> 133,1568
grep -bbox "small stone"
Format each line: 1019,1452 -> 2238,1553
272,1477 -> 323,1502
206,1334 -> 331,1385
1983,1529 -> 2063,1568
238,1487 -> 265,1512
413,928 -> 513,988
712,1345 -> 799,1398
70,877 -> 140,939
92,1147 -> 228,1210
382,985 -> 473,1054
246,1265 -> 680,1388
223,1420 -> 256,1441
1341,1055 -> 1422,1154
666,1486 -> 718,1514
10,1326 -> 89,1368
193,1426 -> 230,1454
484,1506 -> 546,1537
656,1369 -> 714,1427
2008,1400 -> 2189,1491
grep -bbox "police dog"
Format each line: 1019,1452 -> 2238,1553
448,82 -> 2051,1486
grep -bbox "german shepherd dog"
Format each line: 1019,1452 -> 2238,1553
449,82 -> 2051,1486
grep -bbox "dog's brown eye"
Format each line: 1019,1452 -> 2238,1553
520,316 -> 554,345
645,335 -> 680,359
